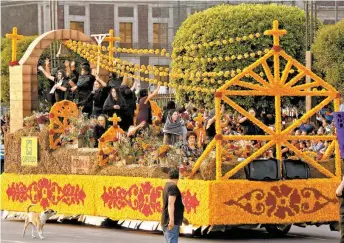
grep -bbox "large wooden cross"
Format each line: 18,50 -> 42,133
6,27 -> 24,63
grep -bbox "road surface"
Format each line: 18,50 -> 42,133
1,219 -> 341,243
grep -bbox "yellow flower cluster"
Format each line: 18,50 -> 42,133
174,33 -> 262,53
66,41 -> 215,94
65,40 -> 171,57
174,48 -> 270,64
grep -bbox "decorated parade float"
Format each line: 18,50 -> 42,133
2,16 -> 344,236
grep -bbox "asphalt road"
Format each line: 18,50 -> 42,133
0,220 -> 341,243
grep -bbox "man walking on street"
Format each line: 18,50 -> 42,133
161,168 -> 185,243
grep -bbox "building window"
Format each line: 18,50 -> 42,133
154,65 -> 169,84
70,21 -> 84,33
120,22 -> 133,48
153,23 -> 168,49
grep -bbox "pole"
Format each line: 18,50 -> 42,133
335,0 -> 339,23
305,1 -> 309,50
314,2 -> 317,32
310,0 -> 313,46
91,34 -> 109,74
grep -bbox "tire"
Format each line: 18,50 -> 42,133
265,224 -> 292,237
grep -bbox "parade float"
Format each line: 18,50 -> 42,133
1,19 -> 343,236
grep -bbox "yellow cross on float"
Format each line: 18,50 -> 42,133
5,27 -> 24,63
104,29 -> 120,60
193,113 -> 205,125
264,20 -> 287,47
109,113 -> 121,125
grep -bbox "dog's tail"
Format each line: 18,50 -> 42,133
26,204 -> 35,213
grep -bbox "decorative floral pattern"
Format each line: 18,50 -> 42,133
101,182 -> 200,217
224,184 -> 337,219
49,100 -> 79,149
6,178 -> 86,209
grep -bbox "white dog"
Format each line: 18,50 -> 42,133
22,204 -> 57,240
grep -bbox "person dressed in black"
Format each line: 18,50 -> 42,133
70,63 -> 95,115
78,75 -> 109,117
108,72 -> 122,89
103,87 -> 128,128
206,109 -> 216,141
161,169 -> 188,243
119,77 -> 139,131
239,108 -> 263,135
336,176 -> 344,243
38,66 -> 69,103
136,85 -> 160,126
93,115 -> 108,148
64,60 -> 79,101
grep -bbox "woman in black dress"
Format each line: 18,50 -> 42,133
103,88 -> 128,128
38,66 -> 68,102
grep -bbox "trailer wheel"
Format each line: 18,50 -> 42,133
265,224 -> 291,236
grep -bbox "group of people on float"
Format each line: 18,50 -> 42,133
38,59 -> 339,169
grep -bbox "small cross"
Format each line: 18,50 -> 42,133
264,20 -> 287,47
5,27 -> 24,62
104,29 -> 120,60
109,113 -> 121,125
193,113 -> 205,125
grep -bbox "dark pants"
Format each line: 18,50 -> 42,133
48,93 -> 56,106
162,226 -> 180,243
92,107 -> 103,117
82,106 -> 93,118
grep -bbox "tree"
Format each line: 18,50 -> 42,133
171,4 -> 317,109
1,36 -> 37,105
312,20 -> 344,95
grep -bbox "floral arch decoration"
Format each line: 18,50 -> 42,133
189,20 -> 341,181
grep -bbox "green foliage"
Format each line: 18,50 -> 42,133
312,20 -> 344,94
172,4 -> 313,108
1,36 -> 37,104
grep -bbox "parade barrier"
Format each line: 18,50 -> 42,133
1,20 -> 342,234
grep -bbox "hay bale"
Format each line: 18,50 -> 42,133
149,166 -> 169,179
200,155 -> 216,180
200,152 -> 245,180
97,164 -> 153,177
310,159 -> 335,178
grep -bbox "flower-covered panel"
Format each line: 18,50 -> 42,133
209,179 -> 339,224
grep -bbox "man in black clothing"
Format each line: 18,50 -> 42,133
71,64 -> 95,115
336,176 -> 344,243
161,169 -> 187,243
